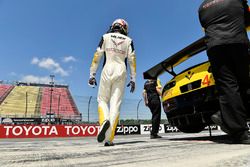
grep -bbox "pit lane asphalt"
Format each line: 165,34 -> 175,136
1,130 -> 250,167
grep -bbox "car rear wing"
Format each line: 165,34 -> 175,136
143,36 -> 207,79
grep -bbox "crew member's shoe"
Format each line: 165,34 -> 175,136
232,139 -> 250,144
97,120 -> 110,143
231,131 -> 250,144
104,141 -> 114,146
211,111 -> 231,135
150,134 -> 162,139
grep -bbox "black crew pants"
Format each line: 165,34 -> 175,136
148,98 -> 161,135
207,44 -> 249,134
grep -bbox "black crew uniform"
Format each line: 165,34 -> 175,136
144,79 -> 162,137
199,0 -> 250,142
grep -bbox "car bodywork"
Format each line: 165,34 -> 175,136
143,36 -> 249,133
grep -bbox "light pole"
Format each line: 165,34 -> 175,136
49,75 -> 55,124
25,91 -> 28,117
137,99 -> 142,121
87,96 -> 92,123
57,94 -> 61,124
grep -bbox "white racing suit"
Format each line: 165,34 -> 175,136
90,32 -> 136,142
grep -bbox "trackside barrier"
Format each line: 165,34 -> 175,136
115,125 -> 141,135
119,124 -> 220,135
0,124 -> 220,138
140,124 -> 165,134
0,125 -> 99,138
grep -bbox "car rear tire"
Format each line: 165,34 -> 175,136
177,124 -> 205,133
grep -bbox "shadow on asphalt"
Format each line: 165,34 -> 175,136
168,135 -> 233,144
115,141 -> 147,145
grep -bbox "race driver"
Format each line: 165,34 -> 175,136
88,19 -> 136,146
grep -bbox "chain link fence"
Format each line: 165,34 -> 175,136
73,95 -> 168,124
0,84 -> 168,124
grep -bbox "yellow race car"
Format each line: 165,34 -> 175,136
143,37 -> 249,133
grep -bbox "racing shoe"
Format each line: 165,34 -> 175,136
97,120 -> 110,143
104,141 -> 114,146
211,111 -> 231,135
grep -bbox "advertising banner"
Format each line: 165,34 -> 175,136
115,125 -> 140,135
0,125 -> 99,138
204,125 -> 218,130
164,124 -> 219,133
164,124 -> 180,133
140,124 -> 165,134
1,118 -> 42,124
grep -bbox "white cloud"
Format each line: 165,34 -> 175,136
9,72 -> 17,76
31,57 -> 39,64
31,57 -> 68,76
21,75 -> 51,84
63,56 -> 76,63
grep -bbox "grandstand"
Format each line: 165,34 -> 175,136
0,86 -> 39,117
0,84 -> 14,104
40,87 -> 80,118
0,82 -> 81,124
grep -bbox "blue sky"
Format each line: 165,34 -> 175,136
0,0 -> 208,100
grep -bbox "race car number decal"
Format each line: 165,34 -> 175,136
202,74 -> 210,86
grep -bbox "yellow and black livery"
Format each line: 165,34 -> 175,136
143,36 -> 250,133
